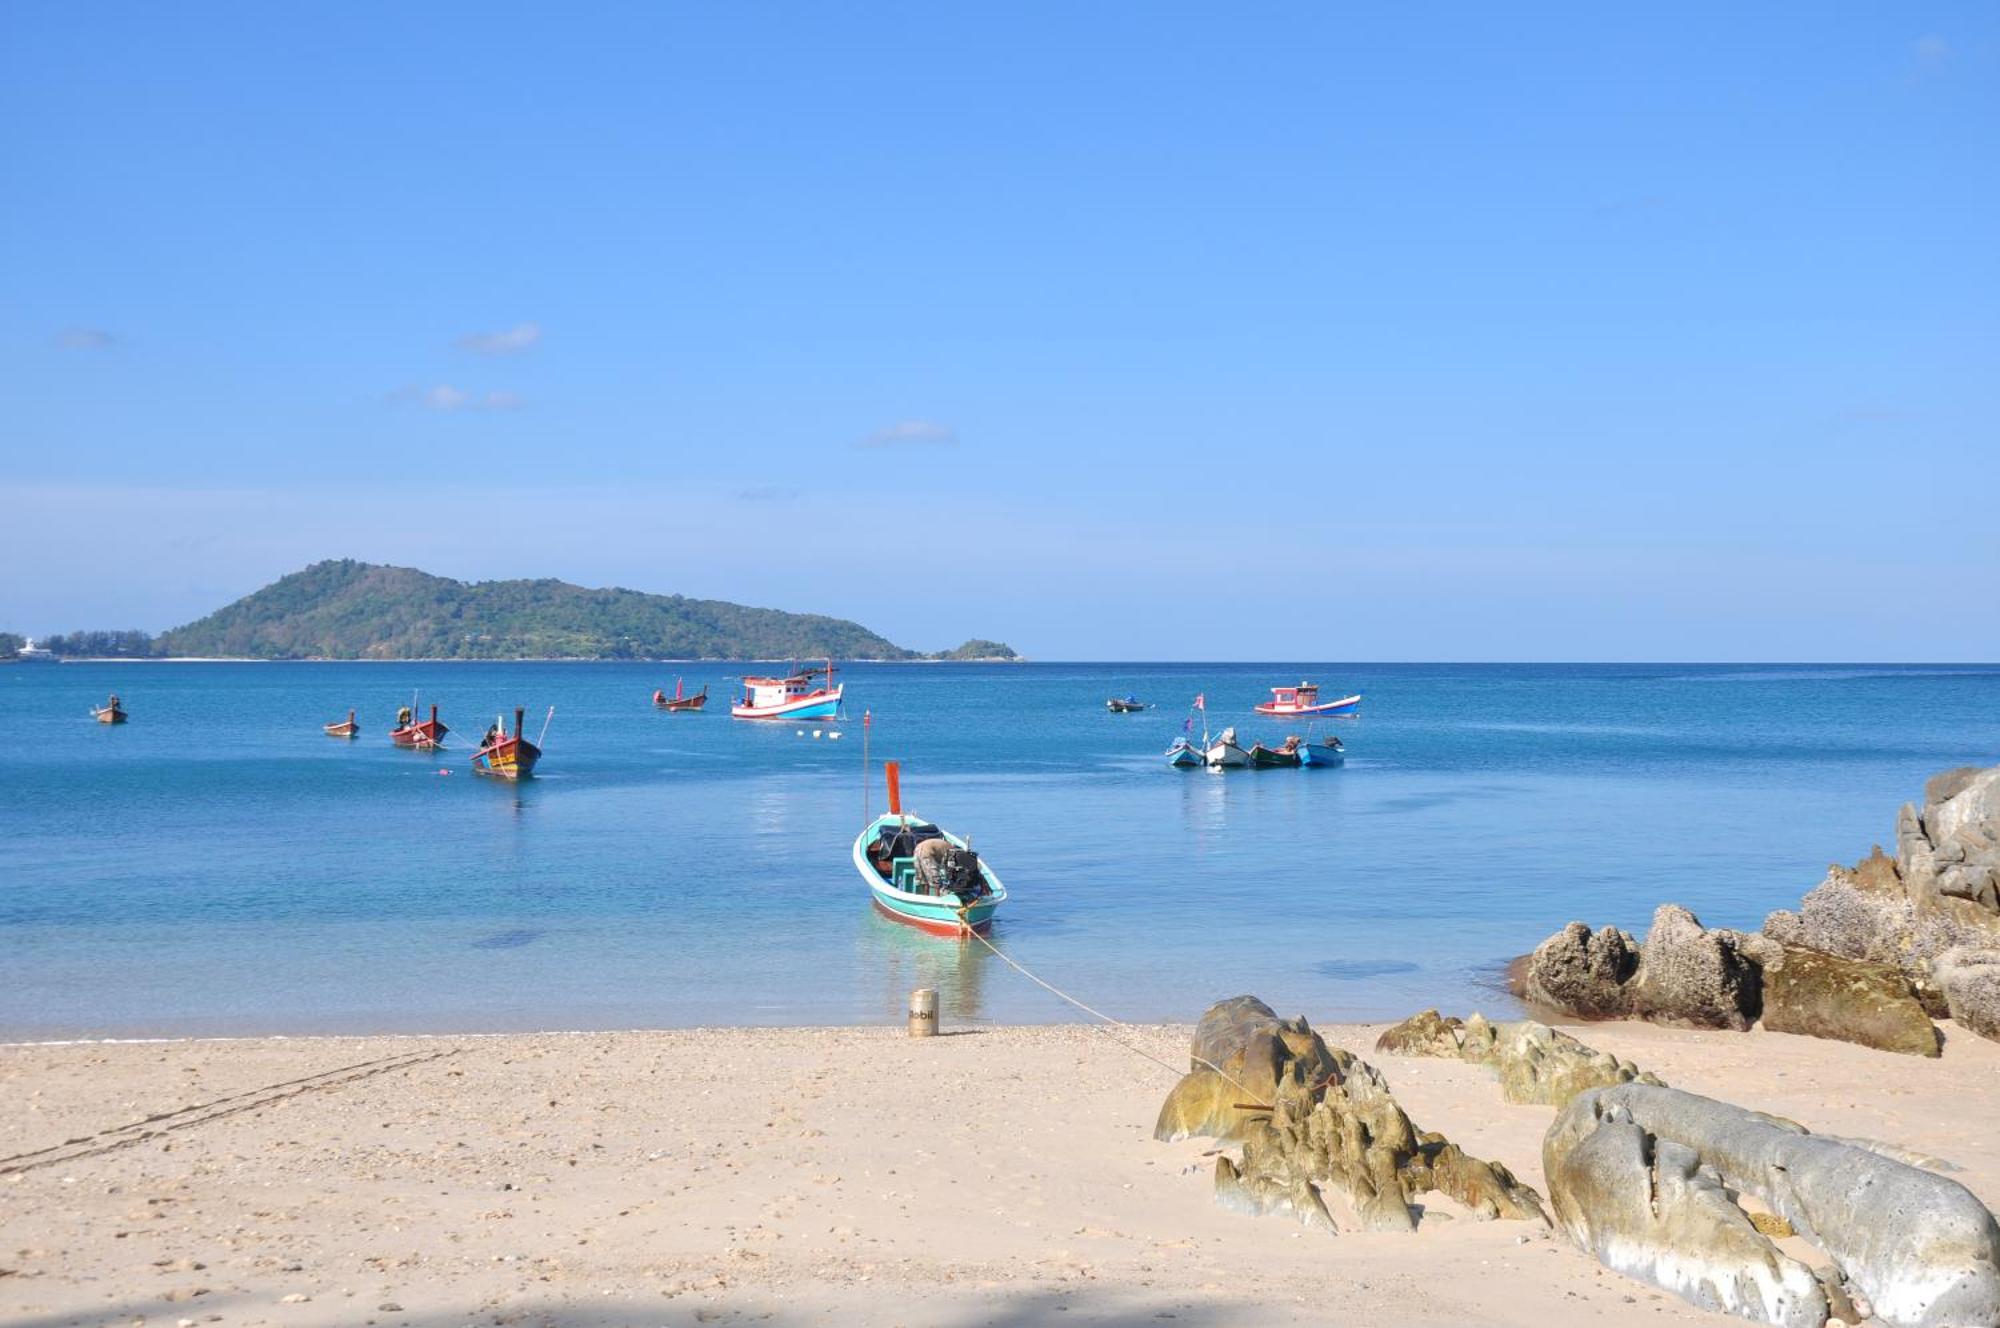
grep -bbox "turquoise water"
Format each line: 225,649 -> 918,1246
3,662 -> 1998,1039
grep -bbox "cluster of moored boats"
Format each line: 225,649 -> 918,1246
79,665 -> 1360,937
1108,681 -> 1362,770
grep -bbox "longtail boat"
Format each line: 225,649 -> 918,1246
1247,736 -> 1304,768
92,694 -> 127,724
851,761 -> 1005,936
1254,682 -> 1361,718
1106,696 -> 1149,713
654,678 -> 708,712
390,703 -> 448,748
733,660 -> 842,720
471,706 -> 544,780
1165,736 -> 1202,768
323,709 -> 360,738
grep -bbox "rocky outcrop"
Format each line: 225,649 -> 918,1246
1372,1010 -> 1661,1108
1521,905 -> 1769,1030
1761,948 -> 1941,1058
1546,1083 -> 2000,1328
1765,766 -> 2000,1023
1160,997 -> 1547,1233
1514,762 -> 2000,1050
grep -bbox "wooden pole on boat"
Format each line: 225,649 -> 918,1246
885,760 -> 902,819
862,710 -> 871,823
908,987 -> 938,1038
537,705 -> 554,747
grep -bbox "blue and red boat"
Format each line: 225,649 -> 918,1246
1254,682 -> 1361,718
733,660 -> 843,720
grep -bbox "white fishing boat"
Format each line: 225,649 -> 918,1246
1205,725 -> 1251,768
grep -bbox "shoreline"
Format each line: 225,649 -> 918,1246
4,1019 -> 1994,1326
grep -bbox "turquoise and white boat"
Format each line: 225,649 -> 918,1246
851,763 -> 1006,936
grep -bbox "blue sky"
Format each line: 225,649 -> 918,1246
2,4 -> 1994,659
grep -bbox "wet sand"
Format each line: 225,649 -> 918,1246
4,1019 -> 1996,1327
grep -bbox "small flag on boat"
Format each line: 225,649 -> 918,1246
1194,693 -> 1205,710
1183,717 -> 1192,733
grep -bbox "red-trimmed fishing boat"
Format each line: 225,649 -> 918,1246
390,703 -> 449,748
1253,682 -> 1361,718
654,678 -> 709,712
732,660 -> 843,720
471,706 -> 544,780
323,708 -> 360,738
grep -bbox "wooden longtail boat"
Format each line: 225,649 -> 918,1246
471,706 -> 543,780
1254,682 -> 1361,718
851,761 -> 1005,936
1106,696 -> 1149,713
733,660 -> 842,720
1165,736 -> 1203,768
323,709 -> 360,738
390,703 -> 448,748
1247,736 -> 1304,768
92,694 -> 127,724
654,678 -> 708,712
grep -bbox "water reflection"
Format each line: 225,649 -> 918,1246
856,910 -> 993,1025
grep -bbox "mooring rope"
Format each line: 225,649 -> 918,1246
956,907 -> 1271,1110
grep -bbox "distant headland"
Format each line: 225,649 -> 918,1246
1,560 -> 1019,663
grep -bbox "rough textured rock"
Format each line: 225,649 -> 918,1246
1521,906 -> 1765,1029
1375,1011 -> 1661,1108
1762,947 -> 1942,1058
1160,998 -> 1548,1233
1547,1083 -> 2000,1328
1937,947 -> 2000,1042
1766,766 -> 2000,1027
1372,1009 -> 1465,1058
1521,921 -> 1638,1018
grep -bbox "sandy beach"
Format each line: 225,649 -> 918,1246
5,1017 -> 1996,1328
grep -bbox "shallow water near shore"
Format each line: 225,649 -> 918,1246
3,661 -> 1998,1038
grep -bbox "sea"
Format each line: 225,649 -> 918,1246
3,662 -> 1998,1040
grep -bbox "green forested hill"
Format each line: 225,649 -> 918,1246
154,560 -> 938,660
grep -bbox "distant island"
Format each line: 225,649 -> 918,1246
4,560 -> 1019,662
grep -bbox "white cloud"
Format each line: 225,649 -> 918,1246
388,384 -> 524,412
857,419 -> 957,448
455,321 -> 542,355
57,327 -> 116,350
1915,35 -> 1949,63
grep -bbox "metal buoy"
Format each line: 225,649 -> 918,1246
908,987 -> 938,1038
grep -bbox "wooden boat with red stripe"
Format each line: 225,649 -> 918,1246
654,678 -> 708,711
390,703 -> 449,749
92,694 -> 128,724
471,706 -> 543,780
1253,682 -> 1361,718
323,709 -> 360,738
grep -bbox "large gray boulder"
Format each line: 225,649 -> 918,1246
1521,921 -> 1639,1018
1546,1083 -> 2000,1328
1761,947 -> 1942,1058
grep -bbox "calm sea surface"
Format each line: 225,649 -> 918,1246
3,662 -> 1998,1039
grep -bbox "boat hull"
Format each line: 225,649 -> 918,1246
390,723 -> 447,748
473,737 -> 541,780
851,813 -> 1005,936
1254,692 -> 1362,717
732,685 -> 843,720
323,723 -> 359,738
1247,744 -> 1303,768
664,696 -> 707,711
1165,739 -> 1202,768
1205,742 -> 1250,768
94,709 -> 126,725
